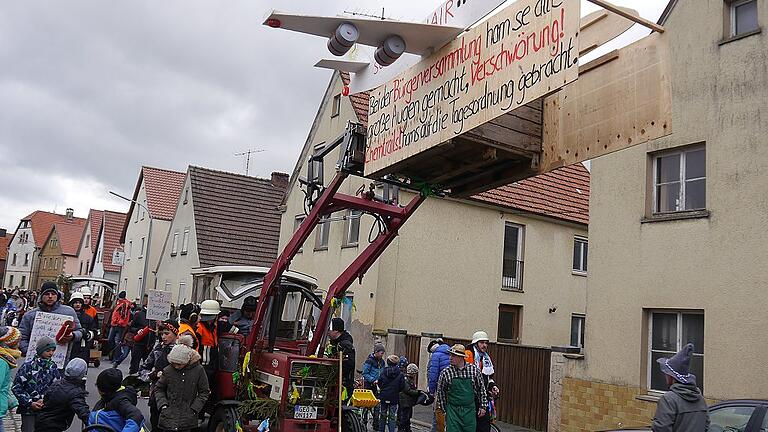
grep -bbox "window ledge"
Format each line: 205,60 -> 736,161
314,247 -> 329,252
641,209 -> 710,223
563,353 -> 585,360
571,270 -> 587,277
719,28 -> 761,46
636,394 -> 662,403
170,253 -> 177,257
341,243 -> 359,249
501,287 -> 524,293
180,251 -> 188,256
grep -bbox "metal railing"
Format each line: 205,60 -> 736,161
502,259 -> 524,291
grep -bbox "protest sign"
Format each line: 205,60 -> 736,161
26,312 -> 71,369
146,289 -> 173,321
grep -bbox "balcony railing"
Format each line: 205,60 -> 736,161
502,259 -> 524,291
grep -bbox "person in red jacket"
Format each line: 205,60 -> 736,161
107,291 -> 132,362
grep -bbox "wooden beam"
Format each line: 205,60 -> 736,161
585,0 -> 666,33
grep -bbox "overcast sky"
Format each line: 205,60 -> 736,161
0,0 -> 667,231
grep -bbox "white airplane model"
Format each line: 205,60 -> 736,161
263,0 -> 640,94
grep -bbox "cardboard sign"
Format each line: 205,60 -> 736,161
26,312 -> 71,369
365,0 -> 580,176
146,289 -> 173,321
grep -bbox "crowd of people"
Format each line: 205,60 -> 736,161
0,280 -> 708,432
0,281 -> 259,432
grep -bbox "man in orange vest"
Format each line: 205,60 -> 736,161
196,300 -> 220,368
177,303 -> 199,349
80,286 -> 99,320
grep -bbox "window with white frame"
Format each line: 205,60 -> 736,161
181,228 -> 190,254
729,0 -> 759,37
20,275 -> 26,288
648,310 -> 704,392
164,281 -> 171,291
11,254 -> 16,266
570,314 -> 585,348
309,143 -> 325,186
127,241 -> 132,260
140,237 -> 145,257
343,209 -> 362,246
171,231 -> 179,256
331,94 -> 341,117
24,253 -> 29,266
8,275 -> 13,287
138,277 -> 143,292
123,278 -> 128,289
178,282 -> 188,304
501,223 -> 524,290
653,146 -> 706,214
51,237 -> 58,248
315,214 -> 330,250
340,292 -> 354,326
294,215 -> 306,252
573,237 -> 588,274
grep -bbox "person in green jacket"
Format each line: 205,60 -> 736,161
0,326 -> 23,432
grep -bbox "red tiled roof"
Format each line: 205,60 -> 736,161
52,219 -> 88,256
0,232 -> 12,261
143,167 -> 187,220
190,167 -> 288,267
472,164 -> 590,225
22,211 -> 87,249
101,211 -> 128,273
340,72 -> 370,125
121,166 -> 186,242
85,209 -> 103,252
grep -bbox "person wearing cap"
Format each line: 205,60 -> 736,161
87,368 -> 145,432
435,344 -> 488,432
228,295 -> 258,338
141,320 -> 179,431
69,292 -> 99,363
18,282 -> 83,363
652,343 -> 709,432
399,363 -> 423,432
378,354 -> 406,432
362,342 -> 386,430
465,331 -> 499,432
79,286 -> 99,320
35,358 -> 90,432
12,336 -> 61,432
0,326 -> 23,432
156,338 -> 210,432
427,338 -> 451,432
327,317 -> 356,401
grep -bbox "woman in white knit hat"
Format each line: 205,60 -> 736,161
155,336 -> 210,432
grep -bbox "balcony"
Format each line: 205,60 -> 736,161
502,259 -> 524,291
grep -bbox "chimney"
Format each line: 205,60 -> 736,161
0,229 -> 6,237
65,208 -> 74,221
271,172 -> 289,190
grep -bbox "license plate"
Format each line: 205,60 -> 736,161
294,405 -> 318,420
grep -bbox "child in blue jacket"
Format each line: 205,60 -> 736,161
377,355 -> 405,432
88,368 -> 145,432
12,336 -> 61,432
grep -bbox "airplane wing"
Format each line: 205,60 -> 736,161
314,59 -> 369,73
263,11 -> 464,56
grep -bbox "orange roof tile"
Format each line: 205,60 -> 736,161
101,211 -> 128,273
51,219 -> 88,256
0,232 -> 13,261
472,164 -> 590,225
340,72 -> 369,125
143,167 -> 187,220
21,211 -> 87,249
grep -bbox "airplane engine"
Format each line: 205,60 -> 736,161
327,22 -> 359,56
374,35 -> 406,67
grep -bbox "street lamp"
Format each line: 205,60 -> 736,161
109,190 -> 153,299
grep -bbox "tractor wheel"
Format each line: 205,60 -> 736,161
208,405 -> 240,432
342,409 -> 366,432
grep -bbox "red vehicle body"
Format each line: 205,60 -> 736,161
203,124 -> 432,432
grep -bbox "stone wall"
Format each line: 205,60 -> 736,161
560,377 -> 657,431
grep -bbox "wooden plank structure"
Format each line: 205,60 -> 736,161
362,0 -> 672,198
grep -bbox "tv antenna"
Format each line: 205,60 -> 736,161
235,149 -> 265,176
343,8 -> 388,20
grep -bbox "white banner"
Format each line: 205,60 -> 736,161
26,312 -> 71,369
146,289 -> 173,321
